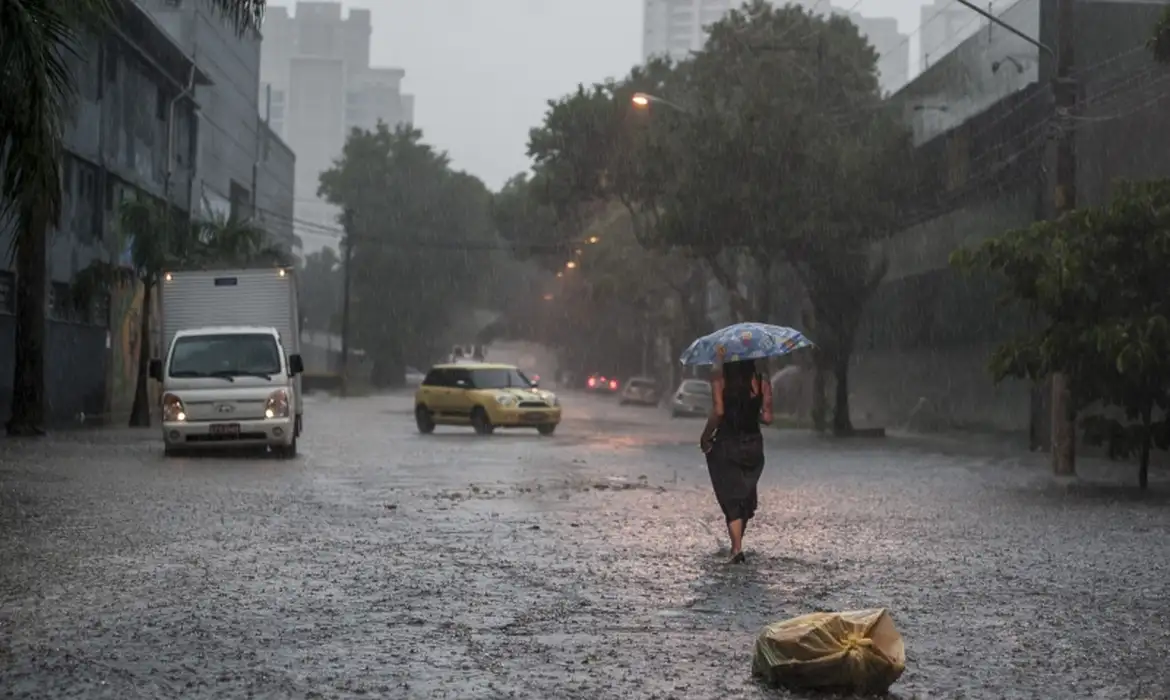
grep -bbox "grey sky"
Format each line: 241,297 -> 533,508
274,1 -> 937,191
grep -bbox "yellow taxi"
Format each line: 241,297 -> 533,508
414,363 -> 562,436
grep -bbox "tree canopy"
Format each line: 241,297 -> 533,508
1152,6 -> 1170,63
952,179 -> 1170,489
318,123 -> 495,385
510,0 -> 915,432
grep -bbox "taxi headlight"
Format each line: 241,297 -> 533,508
495,395 -> 517,407
265,389 -> 290,418
162,393 -> 186,422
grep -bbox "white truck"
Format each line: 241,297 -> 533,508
149,267 -> 304,457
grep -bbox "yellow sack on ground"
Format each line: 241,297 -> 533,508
751,608 -> 906,694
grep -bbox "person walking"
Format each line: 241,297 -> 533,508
699,346 -> 773,564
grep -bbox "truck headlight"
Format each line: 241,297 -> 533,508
265,389 -> 290,418
162,393 -> 186,422
495,395 -> 516,407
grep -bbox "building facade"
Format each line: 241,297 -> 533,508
0,0 -> 203,426
260,2 -> 414,253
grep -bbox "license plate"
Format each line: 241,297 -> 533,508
210,423 -> 240,436
523,412 -> 544,422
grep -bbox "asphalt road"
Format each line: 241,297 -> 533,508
1,391 -> 1168,699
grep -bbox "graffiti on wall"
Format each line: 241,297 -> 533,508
109,280 -> 147,417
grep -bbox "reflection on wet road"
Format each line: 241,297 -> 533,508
2,391 -> 1168,698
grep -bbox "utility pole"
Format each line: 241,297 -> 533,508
1049,0 -> 1078,476
340,209 -> 354,397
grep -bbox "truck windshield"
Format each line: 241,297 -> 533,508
169,333 -> 282,379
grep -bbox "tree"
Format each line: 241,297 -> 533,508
72,199 -> 285,427
318,123 -> 493,386
1,0 -> 265,434
521,1 -> 914,434
1152,6 -> 1170,64
297,247 -> 343,334
952,179 -> 1170,489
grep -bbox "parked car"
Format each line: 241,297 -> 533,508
670,379 -> 712,418
414,363 -> 561,436
620,377 -> 660,406
585,373 -> 620,394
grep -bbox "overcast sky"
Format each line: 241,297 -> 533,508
272,1 -> 938,192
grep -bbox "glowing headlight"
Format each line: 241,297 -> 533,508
162,393 -> 186,422
265,389 -> 290,418
495,395 -> 517,407
546,393 -> 559,406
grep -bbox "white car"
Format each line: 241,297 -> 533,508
670,379 -> 712,418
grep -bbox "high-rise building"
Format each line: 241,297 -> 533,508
837,11 -> 909,95
260,3 -> 414,251
642,0 -> 735,62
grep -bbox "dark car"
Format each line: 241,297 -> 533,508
585,373 -> 620,393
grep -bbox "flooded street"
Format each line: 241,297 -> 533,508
2,392 -> 1168,699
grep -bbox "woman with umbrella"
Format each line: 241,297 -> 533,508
681,323 -> 813,564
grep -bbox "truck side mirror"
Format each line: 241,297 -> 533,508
288,354 -> 304,375
148,359 -> 162,381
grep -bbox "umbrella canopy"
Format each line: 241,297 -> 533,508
679,322 -> 813,366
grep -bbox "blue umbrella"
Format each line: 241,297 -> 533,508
679,322 -> 814,366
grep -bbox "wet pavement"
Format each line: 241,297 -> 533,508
2,391 -> 1169,699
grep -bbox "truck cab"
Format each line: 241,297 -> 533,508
149,325 -> 304,457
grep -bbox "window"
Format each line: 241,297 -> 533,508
168,333 -> 283,378
156,86 -> 168,121
90,292 -> 110,327
422,368 -> 452,387
49,282 -> 78,322
681,380 -> 710,395
0,271 -> 14,314
468,368 -> 533,390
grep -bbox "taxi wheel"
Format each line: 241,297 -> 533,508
537,423 -> 557,436
415,405 -> 436,434
471,407 -> 494,435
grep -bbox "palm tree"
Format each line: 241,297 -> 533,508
73,198 -> 288,427
0,0 -> 266,435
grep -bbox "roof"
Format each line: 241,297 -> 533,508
175,325 -> 278,337
431,362 -> 518,371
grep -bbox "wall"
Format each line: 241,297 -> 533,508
850,0 -> 1170,438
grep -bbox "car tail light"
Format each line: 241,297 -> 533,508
609,380 -> 618,390
587,377 -> 596,387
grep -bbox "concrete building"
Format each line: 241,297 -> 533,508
853,0 -> 1170,444
642,0 -> 735,62
0,0 -> 203,426
837,11 -> 909,95
260,3 -> 414,252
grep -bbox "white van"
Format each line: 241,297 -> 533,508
150,268 -> 304,457
150,326 -> 303,457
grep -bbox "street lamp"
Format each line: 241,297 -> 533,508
565,261 -> 577,269
587,236 -> 599,244
631,91 -> 689,113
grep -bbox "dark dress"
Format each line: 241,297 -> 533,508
706,374 -> 766,524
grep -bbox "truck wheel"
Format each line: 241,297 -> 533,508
537,423 -> 557,436
471,407 -> 494,435
275,437 -> 298,459
416,405 -> 436,434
